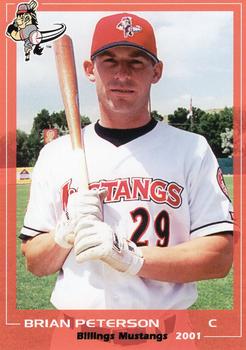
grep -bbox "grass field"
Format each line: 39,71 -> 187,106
16,176 -> 233,310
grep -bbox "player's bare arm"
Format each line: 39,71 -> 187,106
21,233 -> 71,276
139,233 -> 233,282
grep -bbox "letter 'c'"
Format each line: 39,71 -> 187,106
208,319 -> 217,328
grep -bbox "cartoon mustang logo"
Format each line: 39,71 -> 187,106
116,16 -> 142,38
6,1 -> 66,61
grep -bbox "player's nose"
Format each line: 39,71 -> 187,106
114,62 -> 131,81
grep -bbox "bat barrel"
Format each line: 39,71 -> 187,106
53,35 -> 83,150
54,34 -> 88,189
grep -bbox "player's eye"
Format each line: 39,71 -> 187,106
133,60 -> 143,64
130,59 -> 145,67
103,58 -> 116,64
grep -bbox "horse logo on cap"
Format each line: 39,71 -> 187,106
116,16 -> 142,38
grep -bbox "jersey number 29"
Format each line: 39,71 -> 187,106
130,207 -> 170,247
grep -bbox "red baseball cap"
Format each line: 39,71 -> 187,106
90,13 -> 159,62
16,4 -> 29,15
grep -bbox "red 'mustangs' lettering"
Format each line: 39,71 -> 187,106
82,177 -> 183,208
89,183 -> 100,191
132,178 -> 151,200
61,179 -> 77,211
166,183 -> 183,208
150,180 -> 168,203
101,180 -> 119,202
114,179 -> 131,201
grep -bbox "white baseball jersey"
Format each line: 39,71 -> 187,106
21,121 -> 233,309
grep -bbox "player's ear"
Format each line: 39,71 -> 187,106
151,61 -> 163,84
83,60 -> 95,82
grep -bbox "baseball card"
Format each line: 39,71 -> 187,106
0,0 -> 245,349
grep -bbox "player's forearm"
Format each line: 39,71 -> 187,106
138,234 -> 233,283
21,232 -> 71,277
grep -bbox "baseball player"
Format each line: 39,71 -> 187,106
20,13 -> 233,309
6,1 -> 43,61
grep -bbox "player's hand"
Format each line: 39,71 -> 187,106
54,189 -> 105,249
54,212 -> 77,249
6,23 -> 18,35
74,219 -> 144,275
67,189 -> 106,221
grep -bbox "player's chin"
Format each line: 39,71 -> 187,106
109,104 -> 136,116
108,96 -> 137,111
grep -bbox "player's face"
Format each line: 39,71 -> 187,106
84,47 -> 163,123
16,13 -> 32,29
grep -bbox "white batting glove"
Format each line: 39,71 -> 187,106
54,213 -> 76,249
54,189 -> 105,249
74,220 -> 144,275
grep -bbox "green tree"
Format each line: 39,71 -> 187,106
221,128 -> 233,156
31,109 -> 51,135
26,132 -> 43,166
151,110 -> 163,121
196,108 -> 233,157
50,110 -> 67,133
27,109 -> 50,165
218,107 -> 233,128
168,106 -> 233,157
168,107 -> 190,131
16,130 -> 29,166
26,109 -> 92,166
81,115 -> 91,127
168,107 -> 207,132
32,109 -> 91,137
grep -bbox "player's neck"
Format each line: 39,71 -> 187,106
99,110 -> 151,129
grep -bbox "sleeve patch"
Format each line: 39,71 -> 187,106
217,167 -> 231,201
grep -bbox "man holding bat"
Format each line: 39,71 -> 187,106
20,13 -> 233,309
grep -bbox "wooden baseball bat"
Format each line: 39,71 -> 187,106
53,34 -> 88,190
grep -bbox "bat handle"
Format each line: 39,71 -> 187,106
72,148 -> 89,190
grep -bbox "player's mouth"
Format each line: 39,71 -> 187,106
110,89 -> 135,94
